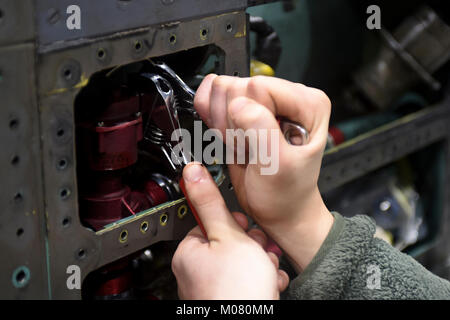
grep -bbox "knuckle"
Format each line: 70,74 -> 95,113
212,75 -> 231,92
310,88 -> 332,113
246,76 -> 267,93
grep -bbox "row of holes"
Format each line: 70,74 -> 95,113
9,115 -> 24,239
94,22 -> 234,60
76,206 -> 187,261
117,206 -> 188,243
5,51 -> 32,288
54,124 -> 73,230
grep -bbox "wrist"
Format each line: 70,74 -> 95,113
259,188 -> 334,273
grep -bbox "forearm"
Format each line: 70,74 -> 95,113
286,212 -> 450,299
259,188 -> 334,273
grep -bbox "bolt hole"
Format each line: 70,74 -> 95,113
119,230 -> 128,243
62,217 -> 71,228
9,118 -> 19,130
59,188 -> 70,199
200,28 -> 208,40
16,270 -> 26,284
134,41 -> 142,51
12,266 -> 30,288
56,128 -> 65,137
16,228 -> 24,237
97,48 -> 106,59
140,221 -> 149,233
226,24 -> 233,32
233,71 -> 239,77
11,155 -> 19,166
178,205 -> 188,219
58,158 -> 68,170
14,192 -> 23,203
169,34 -> 176,44
160,213 -> 168,226
78,249 -> 86,259
63,68 -> 72,80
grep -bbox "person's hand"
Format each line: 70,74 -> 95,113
172,162 -> 289,299
194,75 -> 334,272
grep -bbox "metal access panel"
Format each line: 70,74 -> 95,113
0,0 -> 275,299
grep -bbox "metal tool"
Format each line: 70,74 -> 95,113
141,71 -> 207,236
140,73 -> 189,171
279,117 -> 309,146
150,60 -> 309,145
144,62 -> 310,237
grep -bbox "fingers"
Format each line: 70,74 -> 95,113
278,269 -> 290,292
231,211 -> 249,231
245,76 -> 331,139
194,74 -> 217,127
194,74 -> 331,156
182,162 -> 243,240
247,228 -> 268,248
248,231 -> 289,292
267,251 -> 279,269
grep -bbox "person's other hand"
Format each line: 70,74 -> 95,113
172,163 -> 289,299
194,75 -> 334,271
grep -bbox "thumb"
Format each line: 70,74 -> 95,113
182,162 -> 243,241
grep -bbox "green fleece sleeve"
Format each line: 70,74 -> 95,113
287,212 -> 450,299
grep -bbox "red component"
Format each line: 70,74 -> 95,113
78,91 -> 143,171
95,272 -> 133,297
328,126 -> 345,146
80,175 -> 169,230
144,180 -> 169,206
93,259 -> 133,298
78,92 -> 171,230
77,87 -> 174,300
80,117 -> 143,171
80,174 -> 133,230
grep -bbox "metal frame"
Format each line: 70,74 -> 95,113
0,0 -> 277,299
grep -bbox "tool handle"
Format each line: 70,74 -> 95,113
179,178 -> 208,238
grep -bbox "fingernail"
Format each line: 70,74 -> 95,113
183,162 -> 205,182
